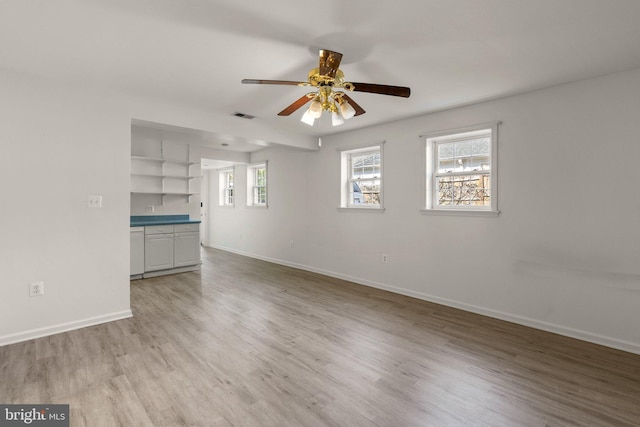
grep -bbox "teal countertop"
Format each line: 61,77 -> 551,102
130,215 -> 201,227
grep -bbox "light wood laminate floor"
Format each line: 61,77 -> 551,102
2,247 -> 640,426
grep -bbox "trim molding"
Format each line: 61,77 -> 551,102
337,207 -> 385,213
0,310 -> 133,347
209,244 -> 640,356
420,209 -> 500,217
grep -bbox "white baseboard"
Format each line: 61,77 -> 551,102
209,244 -> 640,356
0,310 -> 133,347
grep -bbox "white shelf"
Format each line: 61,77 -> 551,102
131,155 -> 195,166
130,142 -> 201,205
164,175 -> 198,179
131,155 -> 164,162
131,192 -> 200,196
132,173 -> 197,179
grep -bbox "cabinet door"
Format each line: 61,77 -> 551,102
145,233 -> 174,271
174,232 -> 200,267
130,227 -> 145,275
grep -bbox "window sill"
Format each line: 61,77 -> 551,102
218,205 -> 235,208
247,205 -> 268,209
337,207 -> 385,213
420,209 -> 500,218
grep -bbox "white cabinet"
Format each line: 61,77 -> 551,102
130,227 -> 145,277
145,225 -> 175,272
174,224 -> 200,267
141,223 -> 200,277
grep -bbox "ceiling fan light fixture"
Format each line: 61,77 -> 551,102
300,109 -> 316,126
331,110 -> 345,127
339,100 -> 356,120
243,50 -> 409,124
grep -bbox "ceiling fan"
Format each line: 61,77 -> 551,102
241,49 -> 411,127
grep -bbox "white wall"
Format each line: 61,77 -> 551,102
0,70 -> 281,345
208,147 -> 309,266
208,68 -> 640,354
0,71 -> 132,344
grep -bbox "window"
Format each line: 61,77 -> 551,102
246,162 -> 267,207
339,143 -> 384,210
218,168 -> 234,206
423,122 -> 500,216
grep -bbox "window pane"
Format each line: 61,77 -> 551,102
363,166 -> 379,177
472,155 -> 491,171
351,179 -> 380,205
253,186 -> 266,204
436,174 -> 490,206
438,142 -> 454,160
437,137 -> 491,173
351,152 -> 380,180
255,168 -> 266,186
454,140 -> 473,158
472,138 -> 490,156
438,159 -> 456,173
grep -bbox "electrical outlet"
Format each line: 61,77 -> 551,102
145,205 -> 155,213
382,254 -> 388,263
87,195 -> 103,208
30,281 -> 44,297
289,240 -> 294,248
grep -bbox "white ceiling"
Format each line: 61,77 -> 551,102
3,0 -> 640,145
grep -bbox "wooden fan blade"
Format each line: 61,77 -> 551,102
277,93 -> 316,116
242,79 -> 308,86
340,93 -> 366,116
318,50 -> 343,78
350,82 -> 411,98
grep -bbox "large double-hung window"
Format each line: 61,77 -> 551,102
423,122 -> 500,216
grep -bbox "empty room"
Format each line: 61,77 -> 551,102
1,1 -> 640,426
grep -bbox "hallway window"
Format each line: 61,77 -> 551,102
219,168 -> 234,206
247,162 -> 267,207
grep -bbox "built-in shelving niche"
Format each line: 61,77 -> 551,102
131,140 -> 201,205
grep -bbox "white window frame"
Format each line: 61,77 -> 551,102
246,162 -> 268,207
218,168 -> 234,207
338,142 -> 385,212
421,122 -> 500,217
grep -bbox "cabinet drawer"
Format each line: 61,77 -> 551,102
174,223 -> 199,233
145,225 -> 174,235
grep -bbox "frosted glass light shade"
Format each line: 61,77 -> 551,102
340,101 -> 356,119
301,110 -> 315,126
309,100 -> 323,118
331,111 -> 345,126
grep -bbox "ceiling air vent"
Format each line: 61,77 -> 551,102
231,112 -> 255,119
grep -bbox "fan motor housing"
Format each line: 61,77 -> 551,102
308,67 -> 346,88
